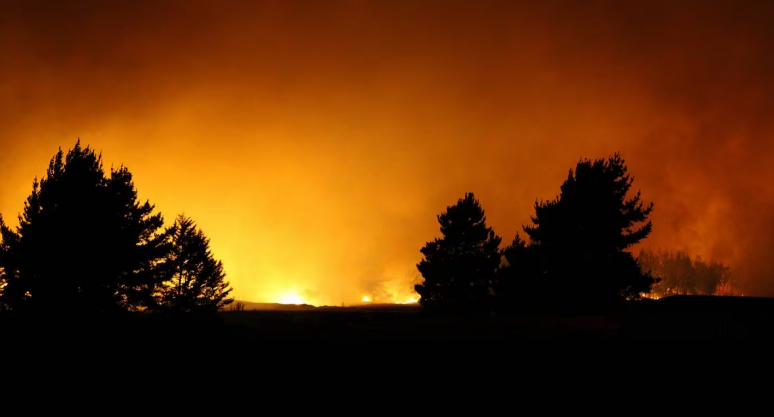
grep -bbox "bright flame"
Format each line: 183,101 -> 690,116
401,298 -> 418,304
277,291 -> 304,305
361,296 -> 371,302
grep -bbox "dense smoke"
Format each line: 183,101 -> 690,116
2,0 -> 774,303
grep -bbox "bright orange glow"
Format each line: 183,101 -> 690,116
401,298 -> 419,305
2,1 -> 774,300
361,296 -> 371,303
277,292 -> 305,305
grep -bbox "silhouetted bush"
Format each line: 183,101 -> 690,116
493,233 -> 544,312
225,301 -> 246,312
415,193 -> 501,313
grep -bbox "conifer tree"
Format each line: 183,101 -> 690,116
523,152 -> 656,304
415,193 -> 501,312
158,215 -> 233,313
0,141 -> 170,313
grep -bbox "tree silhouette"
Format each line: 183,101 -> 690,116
638,248 -> 732,297
0,141 -> 171,314
158,215 -> 233,313
415,193 -> 501,312
494,233 -> 544,311
0,215 -> 19,311
521,153 -> 657,306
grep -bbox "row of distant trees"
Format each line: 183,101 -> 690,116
414,153 -> 659,313
0,141 -> 233,315
637,248 -> 734,297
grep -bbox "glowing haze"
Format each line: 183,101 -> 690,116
3,0 -> 774,303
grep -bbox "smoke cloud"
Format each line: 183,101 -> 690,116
2,0 -> 774,302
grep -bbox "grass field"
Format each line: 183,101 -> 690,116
216,296 -> 774,341
4,295 -> 774,342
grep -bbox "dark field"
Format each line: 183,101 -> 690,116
4,295 -> 774,342
217,296 -> 774,342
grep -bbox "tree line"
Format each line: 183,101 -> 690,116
637,248 -> 734,298
0,142 -> 731,317
0,141 -> 233,315
415,152 -> 661,313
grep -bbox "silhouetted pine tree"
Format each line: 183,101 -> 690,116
158,215 -> 233,313
0,215 -> 25,313
0,140 -> 171,314
0,215 -> 15,312
415,193 -> 501,313
523,152 -> 657,306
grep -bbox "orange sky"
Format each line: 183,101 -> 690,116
2,0 -> 774,302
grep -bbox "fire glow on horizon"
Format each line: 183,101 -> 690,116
277,291 -> 305,305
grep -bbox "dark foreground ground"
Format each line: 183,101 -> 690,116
4,295 -> 774,342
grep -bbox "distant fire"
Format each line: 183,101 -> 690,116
361,295 -> 416,305
274,290 -> 417,306
277,291 -> 305,305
